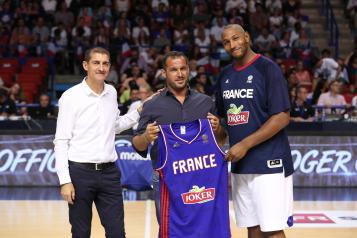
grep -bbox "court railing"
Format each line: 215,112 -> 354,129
321,0 -> 340,58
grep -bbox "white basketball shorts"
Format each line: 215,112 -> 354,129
231,172 -> 293,232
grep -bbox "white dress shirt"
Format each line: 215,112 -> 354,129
127,100 -> 142,130
317,92 -> 346,114
54,79 -> 140,185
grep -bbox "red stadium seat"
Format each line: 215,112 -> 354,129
20,57 -> 48,78
25,57 -> 48,69
0,72 -> 14,87
22,90 -> 35,103
0,58 -> 19,76
20,80 -> 40,103
17,73 -> 43,90
281,59 -> 297,74
21,67 -> 47,78
0,58 -> 19,69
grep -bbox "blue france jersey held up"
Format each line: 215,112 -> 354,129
157,119 -> 230,238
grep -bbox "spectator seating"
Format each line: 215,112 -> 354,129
281,58 -> 297,74
21,57 -> 48,78
17,73 -> 43,103
15,57 -> 48,102
0,57 -> 48,102
0,58 -> 19,87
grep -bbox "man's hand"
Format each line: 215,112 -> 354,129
132,121 -> 160,151
144,121 -> 160,143
207,112 -> 220,132
60,183 -> 75,205
225,141 -> 250,162
207,112 -> 227,146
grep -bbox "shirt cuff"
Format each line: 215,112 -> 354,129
131,107 -> 140,121
57,169 -> 72,185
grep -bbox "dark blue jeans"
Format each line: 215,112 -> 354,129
68,162 -> 125,238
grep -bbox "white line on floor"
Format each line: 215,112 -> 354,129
144,200 -> 151,238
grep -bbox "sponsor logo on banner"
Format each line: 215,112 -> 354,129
115,138 -> 153,190
115,139 -> 150,161
294,213 -> 335,224
227,104 -> 249,126
291,149 -> 355,174
181,185 -> 215,204
291,211 -> 357,227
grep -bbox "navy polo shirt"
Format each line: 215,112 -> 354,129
134,88 -> 216,165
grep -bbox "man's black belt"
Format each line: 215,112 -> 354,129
69,161 -> 115,171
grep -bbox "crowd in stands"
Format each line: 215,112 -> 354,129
0,0 -> 357,122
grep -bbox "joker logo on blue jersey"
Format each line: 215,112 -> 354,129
227,104 -> 249,126
181,185 -> 215,204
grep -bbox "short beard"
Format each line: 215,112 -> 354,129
232,43 -> 249,61
167,80 -> 188,91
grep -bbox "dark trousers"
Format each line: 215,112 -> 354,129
68,162 -> 126,238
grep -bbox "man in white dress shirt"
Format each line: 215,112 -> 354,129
54,47 -> 139,238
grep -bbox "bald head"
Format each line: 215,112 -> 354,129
223,24 -> 245,33
221,24 -> 251,60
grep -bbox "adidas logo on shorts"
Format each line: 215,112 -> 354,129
267,159 -> 282,168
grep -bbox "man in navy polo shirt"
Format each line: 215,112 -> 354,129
132,51 -> 225,226
216,24 -> 294,238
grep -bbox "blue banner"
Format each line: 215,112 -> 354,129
0,135 -> 356,187
115,136 -> 153,191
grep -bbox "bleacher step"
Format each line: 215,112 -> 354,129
55,74 -> 83,84
54,75 -> 83,92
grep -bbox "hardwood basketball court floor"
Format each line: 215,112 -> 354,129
1,188 -> 356,238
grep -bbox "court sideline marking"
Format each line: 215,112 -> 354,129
144,200 -> 151,238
